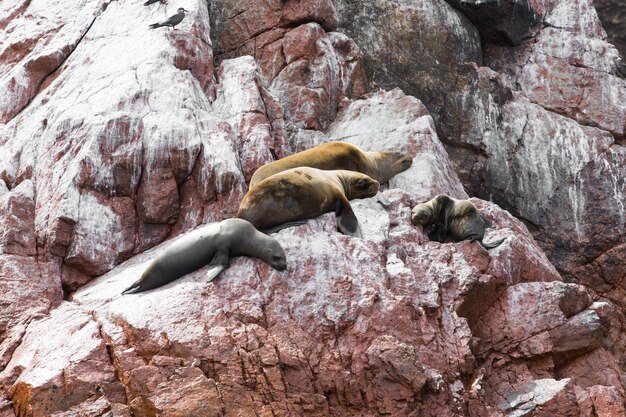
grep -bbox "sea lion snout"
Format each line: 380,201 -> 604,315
352,176 -> 379,198
273,259 -> 288,271
363,178 -> 380,191
411,204 -> 433,226
267,246 -> 288,271
383,151 -> 413,171
399,155 -> 413,169
362,178 -> 380,198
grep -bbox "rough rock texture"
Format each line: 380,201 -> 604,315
594,0 -> 626,58
332,0 -> 482,132
210,1 -> 366,136
332,0 -> 626,288
476,4 -> 626,289
1,0 -> 625,415
444,0 -> 543,45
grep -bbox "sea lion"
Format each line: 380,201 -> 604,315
237,167 -> 380,237
122,218 -> 287,294
249,141 -> 413,188
411,194 -> 505,249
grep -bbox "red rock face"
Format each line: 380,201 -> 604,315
592,0 -> 626,58
333,0 -> 626,294
0,0 -> 625,416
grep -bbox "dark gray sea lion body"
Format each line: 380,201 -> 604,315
122,218 -> 287,294
249,141 -> 413,188
237,167 -> 380,237
411,194 -> 505,249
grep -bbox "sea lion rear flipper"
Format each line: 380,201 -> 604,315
375,192 -> 390,208
206,250 -> 229,282
335,200 -> 363,238
121,282 -> 142,295
480,237 -> 506,249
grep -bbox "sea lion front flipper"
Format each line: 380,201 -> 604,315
375,192 -> 390,207
480,237 -> 506,249
206,250 -> 229,282
335,200 -> 363,238
480,214 -> 494,229
206,264 -> 227,282
427,224 -> 447,242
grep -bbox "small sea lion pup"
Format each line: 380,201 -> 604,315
411,194 -> 506,249
122,218 -> 287,295
237,167 -> 380,238
249,141 -> 413,188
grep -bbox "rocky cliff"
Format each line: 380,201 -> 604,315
0,0 -> 624,416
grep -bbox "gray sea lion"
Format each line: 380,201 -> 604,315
249,141 -> 413,188
237,167 -> 380,238
411,194 -> 505,249
122,218 -> 287,295
148,7 -> 188,29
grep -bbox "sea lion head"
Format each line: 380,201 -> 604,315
411,202 -> 436,226
370,151 -> 413,183
342,172 -> 380,200
264,239 -> 288,271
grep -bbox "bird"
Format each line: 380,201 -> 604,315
148,8 -> 188,29
144,0 -> 164,5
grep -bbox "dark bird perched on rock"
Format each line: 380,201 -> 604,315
144,0 -> 164,5
148,7 -> 188,29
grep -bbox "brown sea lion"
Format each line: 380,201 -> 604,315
237,167 -> 380,237
122,218 -> 287,294
249,141 -> 413,188
411,194 -> 505,249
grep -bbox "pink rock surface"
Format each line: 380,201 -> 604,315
595,0 -> 626,58
327,89 -> 467,202
1,304 -> 126,416
210,0 -> 338,60
0,0 -> 108,123
487,27 -> 626,138
0,0 -> 625,415
329,0 -> 626,292
213,56 -> 288,183
64,187 -> 543,416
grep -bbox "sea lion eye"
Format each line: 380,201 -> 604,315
272,255 -> 283,261
356,179 -> 368,189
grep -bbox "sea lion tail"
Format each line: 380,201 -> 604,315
480,237 -> 506,249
